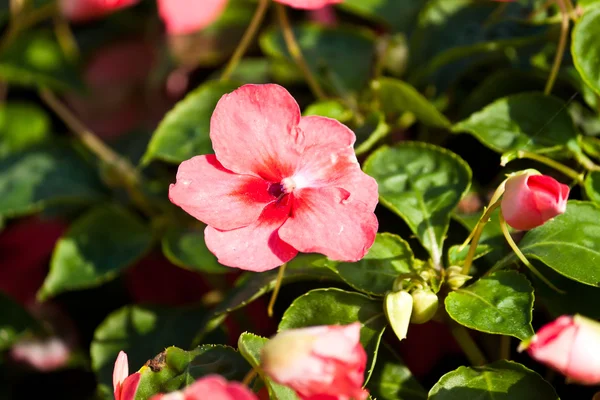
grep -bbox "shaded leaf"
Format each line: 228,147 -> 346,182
162,225 -> 227,274
0,293 -> 40,351
339,0 -> 426,33
572,6 -> 600,96
0,102 -> 51,158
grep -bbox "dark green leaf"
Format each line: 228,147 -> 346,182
0,293 -> 40,351
445,271 -> 534,340
339,0 -> 426,33
278,288 -> 386,384
0,102 -> 51,158
452,93 -> 578,153
572,6 -> 600,96
328,233 -> 415,296
428,360 -> 558,400
39,205 -> 153,299
364,142 -> 472,266
162,225 -> 227,274
0,144 -> 104,218
585,170 -> 600,203
142,81 -> 240,165
448,244 -> 493,267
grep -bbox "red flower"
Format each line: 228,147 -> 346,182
60,0 -> 138,22
113,351 -> 141,400
501,172 -> 569,231
157,0 -> 229,35
149,375 -> 258,400
169,84 -> 378,272
261,323 -> 369,400
525,315 -> 600,385
276,0 -> 344,9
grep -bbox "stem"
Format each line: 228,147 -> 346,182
563,0 -> 578,21
461,201 -> 501,275
498,211 -> 565,293
276,4 -> 327,100
500,336 -> 510,361
450,323 -> 487,366
39,89 -> 156,216
504,150 -> 584,184
53,14 -> 79,62
268,262 -> 287,317
242,368 -> 258,386
221,0 -> 269,81
0,2 -> 56,52
544,0 -> 569,95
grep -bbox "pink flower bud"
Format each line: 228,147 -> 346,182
526,315 -> 600,385
60,0 -> 139,22
157,0 -> 229,35
113,351 -> 141,400
501,172 -> 569,231
149,375 -> 258,400
261,323 -> 369,400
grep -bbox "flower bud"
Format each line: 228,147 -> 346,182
446,265 -> 472,290
524,315 -> 600,385
149,375 -> 258,400
410,289 -> 439,324
60,0 -> 138,22
261,323 -> 369,400
501,172 -> 569,231
384,290 -> 413,341
113,351 -> 141,400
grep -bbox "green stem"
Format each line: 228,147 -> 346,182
268,262 -> 287,317
221,0 -> 269,81
544,0 -> 569,95
461,201 -> 501,275
503,150 -> 584,184
276,4 -> 327,100
242,368 -> 258,386
450,323 -> 487,366
500,335 -> 510,361
0,2 -> 56,52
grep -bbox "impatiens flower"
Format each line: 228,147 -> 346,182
114,351 -> 141,400
169,84 -> 378,272
524,315 -> 600,385
60,0 -> 139,22
149,375 -> 258,400
10,337 -> 70,372
261,323 -> 369,400
157,0 -> 229,35
275,0 -> 344,10
501,172 -> 569,231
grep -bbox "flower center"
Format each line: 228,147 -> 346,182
268,183 -> 284,198
268,177 -> 297,199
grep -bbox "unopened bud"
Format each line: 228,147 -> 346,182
410,288 -> 438,324
446,266 -> 472,290
384,291 -> 413,341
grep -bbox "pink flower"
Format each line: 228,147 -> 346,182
10,337 -> 70,372
261,323 -> 369,400
60,0 -> 139,22
275,0 -> 344,10
114,351 -> 141,400
169,84 -> 378,272
149,375 -> 258,400
525,315 -> 600,385
501,172 -> 569,231
157,0 -> 229,35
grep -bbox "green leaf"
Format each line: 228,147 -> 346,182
339,0 -> 426,33
584,170 -> 600,204
445,271 -> 534,340
328,233 -> 415,296
354,111 -> 390,156
142,81 -> 240,165
0,102 -> 51,158
279,288 -> 386,384
134,345 -> 249,400
39,205 -> 153,299
572,6 -> 600,96
260,24 -> 376,93
500,201 -> 600,287
364,142 -> 472,265
447,244 -> 493,267
452,93 -> 578,153
453,208 -> 509,266
238,333 -> 298,400
372,78 -> 451,128
367,343 -> 427,400
303,99 -> 353,122
428,360 -> 558,400
162,225 -> 227,274
91,304 -> 218,392
0,30 -> 82,90
0,144 -> 104,218
0,293 -> 40,351
213,58 -> 272,84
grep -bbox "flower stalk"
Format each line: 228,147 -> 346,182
268,262 -> 287,317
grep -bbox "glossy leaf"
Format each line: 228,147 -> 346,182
372,78 -> 451,128
0,144 -> 104,218
364,142 -> 472,266
339,0 -> 425,33
428,361 -> 558,400
238,333 -> 298,400
142,81 -> 240,165
572,6 -> 600,96
260,24 -> 376,93
162,225 -> 227,274
0,293 -> 40,351
328,233 -> 415,296
452,93 -> 578,153
0,102 -> 51,158
39,205 -> 153,299
278,288 -> 386,384
584,170 -> 600,204
445,271 -> 534,340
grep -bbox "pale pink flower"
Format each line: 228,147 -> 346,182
10,337 -> 70,372
60,0 -> 139,22
114,351 -> 141,400
169,84 -> 378,272
501,172 -> 569,230
157,0 -> 228,35
261,323 -> 369,400
275,0 -> 344,10
525,315 -> 600,385
149,375 -> 258,400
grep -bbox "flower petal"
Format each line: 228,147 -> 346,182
275,0 -> 343,10
157,0 -> 228,35
169,155 -> 274,230
204,198 -> 297,271
113,351 -> 129,394
210,84 -> 302,182
279,187 -> 378,261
